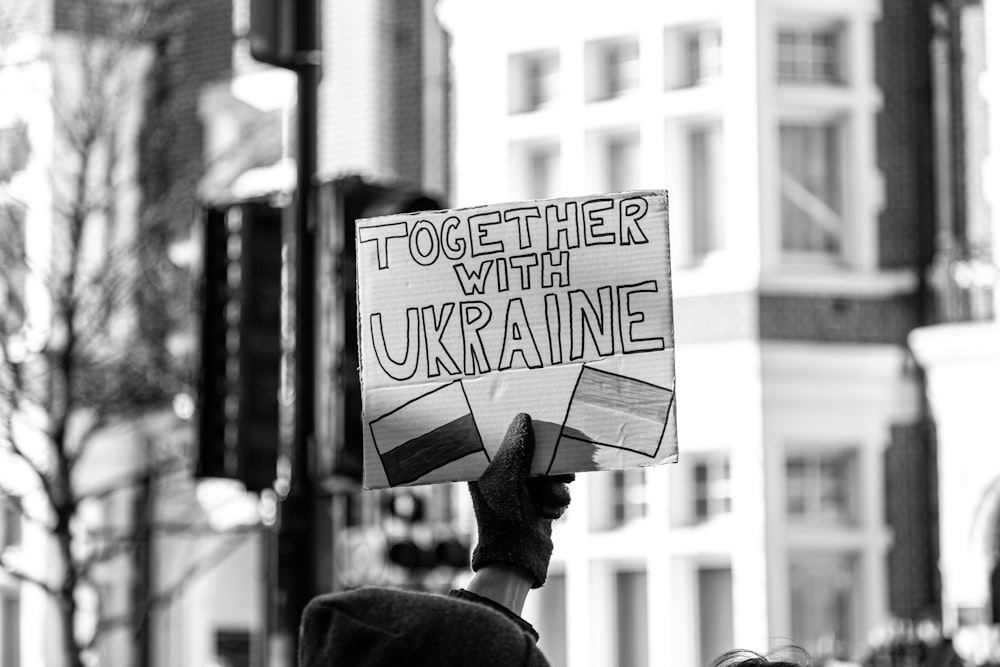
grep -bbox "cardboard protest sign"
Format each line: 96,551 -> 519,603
356,191 -> 677,489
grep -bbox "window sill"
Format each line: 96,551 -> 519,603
760,266 -> 918,297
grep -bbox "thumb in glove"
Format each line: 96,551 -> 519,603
468,413 -> 573,588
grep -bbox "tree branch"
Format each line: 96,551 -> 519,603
0,558 -> 59,598
89,531 -> 258,647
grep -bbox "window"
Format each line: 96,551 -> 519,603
777,25 -> 843,84
586,38 -> 639,101
693,457 -> 731,522
785,450 -> 856,524
698,568 -> 734,667
215,629 -> 253,667
603,40 -> 639,98
0,123 -> 30,181
789,553 -> 857,658
535,573 -> 567,667
1,501 -> 21,550
689,123 -> 724,260
1,593 -> 18,667
606,134 -> 640,193
526,144 -> 560,200
779,122 -> 843,257
0,203 -> 27,328
685,27 -> 722,85
510,50 -> 559,113
616,571 -> 649,667
613,468 -> 647,525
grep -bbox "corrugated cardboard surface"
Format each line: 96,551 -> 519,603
355,191 -> 677,488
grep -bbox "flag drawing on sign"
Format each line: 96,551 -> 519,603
369,380 -> 488,487
547,366 -> 674,474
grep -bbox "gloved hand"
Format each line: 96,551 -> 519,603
468,413 -> 574,588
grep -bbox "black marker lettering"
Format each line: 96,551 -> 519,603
544,292 -> 563,365
569,287 -> 615,361
617,281 -> 665,353
408,219 -> 439,266
358,221 -> 408,270
422,303 -> 461,377
582,198 -> 616,245
541,251 -> 570,288
371,309 -> 420,380
453,260 -> 494,296
509,253 -> 539,290
498,298 -> 543,371
441,215 -> 468,260
460,301 -> 493,375
545,201 -> 581,251
504,206 -> 540,250
468,211 -> 505,256
619,197 -> 650,245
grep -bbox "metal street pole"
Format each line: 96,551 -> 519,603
274,0 -> 322,664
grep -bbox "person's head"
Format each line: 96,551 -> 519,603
711,648 -> 812,667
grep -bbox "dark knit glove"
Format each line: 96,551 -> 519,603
469,413 -> 574,588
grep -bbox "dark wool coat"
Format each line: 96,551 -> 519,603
299,587 -> 551,667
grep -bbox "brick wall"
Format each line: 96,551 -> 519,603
873,0 -> 936,271
884,419 -> 940,620
758,293 -> 923,345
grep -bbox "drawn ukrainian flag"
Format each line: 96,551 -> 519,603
549,366 -> 674,473
369,380 -> 488,487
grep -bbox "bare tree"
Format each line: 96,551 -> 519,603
0,2 -> 262,666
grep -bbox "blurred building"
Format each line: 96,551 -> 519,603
909,0 -> 1000,644
438,0 -> 956,664
1,0 -> 452,664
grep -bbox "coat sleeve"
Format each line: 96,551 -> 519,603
299,586 -> 551,667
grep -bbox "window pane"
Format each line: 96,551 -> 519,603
2,594 -> 19,667
776,26 -> 842,84
689,123 -> 724,259
780,123 -> 842,255
536,573 -> 568,667
616,571 -> 649,667
699,568 -> 734,667
785,452 -> 855,523
693,457 -> 731,523
789,554 -> 856,658
606,41 -> 639,98
686,28 -> 722,85
528,146 -> 560,200
607,135 -> 639,193
613,469 -> 647,526
2,502 -> 21,549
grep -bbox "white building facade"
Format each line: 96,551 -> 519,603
439,1 -> 929,665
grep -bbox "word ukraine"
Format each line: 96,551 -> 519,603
358,196 -> 667,384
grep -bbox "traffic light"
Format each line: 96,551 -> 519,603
316,176 -> 443,483
197,200 -> 285,492
381,489 -> 470,575
248,0 -> 321,70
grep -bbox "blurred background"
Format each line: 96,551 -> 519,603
1,0 -> 999,666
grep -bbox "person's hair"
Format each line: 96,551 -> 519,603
711,647 -> 812,667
